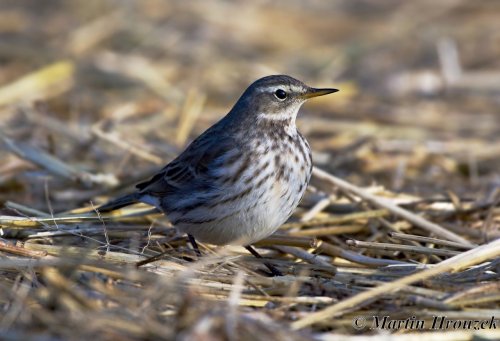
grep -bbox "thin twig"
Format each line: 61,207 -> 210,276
388,231 -> 474,250
312,167 -> 475,246
346,239 -> 460,257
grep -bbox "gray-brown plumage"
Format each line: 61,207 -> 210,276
99,75 -> 338,248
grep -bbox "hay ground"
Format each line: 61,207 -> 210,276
0,1 -> 499,340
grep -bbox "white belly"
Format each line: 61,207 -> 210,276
177,186 -> 304,245
177,158 -> 309,245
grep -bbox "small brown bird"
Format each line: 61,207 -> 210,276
99,75 -> 338,274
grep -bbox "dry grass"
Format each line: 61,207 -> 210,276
0,1 -> 499,340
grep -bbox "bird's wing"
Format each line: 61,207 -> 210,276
135,126 -> 236,196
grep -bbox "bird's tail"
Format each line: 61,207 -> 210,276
97,192 -> 141,212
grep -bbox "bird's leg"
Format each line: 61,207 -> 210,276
245,245 -> 283,277
187,234 -> 202,257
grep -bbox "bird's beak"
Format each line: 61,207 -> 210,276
301,87 -> 339,99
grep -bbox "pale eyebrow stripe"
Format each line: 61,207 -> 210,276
256,85 -> 279,93
257,83 -> 305,93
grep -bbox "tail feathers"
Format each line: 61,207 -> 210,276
97,192 -> 140,212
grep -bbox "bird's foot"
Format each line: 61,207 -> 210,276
245,245 -> 283,277
187,234 -> 202,257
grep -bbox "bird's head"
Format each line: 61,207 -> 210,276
231,75 -> 338,123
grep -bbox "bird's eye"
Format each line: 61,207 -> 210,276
274,89 -> 287,100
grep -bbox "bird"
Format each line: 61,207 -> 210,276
98,75 -> 338,275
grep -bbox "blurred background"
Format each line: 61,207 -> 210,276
0,0 -> 499,209
0,2 -> 499,339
